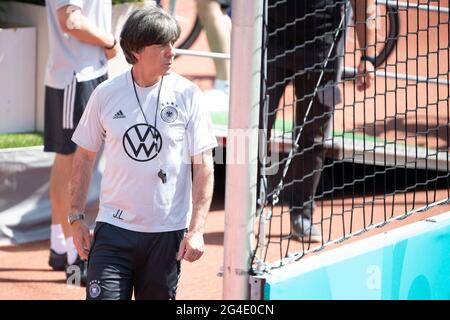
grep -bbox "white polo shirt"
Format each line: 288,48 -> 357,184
45,0 -> 111,88
72,71 -> 218,232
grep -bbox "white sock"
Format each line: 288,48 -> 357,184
50,224 -> 66,254
66,237 -> 79,265
213,78 -> 230,94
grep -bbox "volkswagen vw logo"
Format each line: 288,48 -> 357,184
122,124 -> 162,162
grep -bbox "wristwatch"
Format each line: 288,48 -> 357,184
68,213 -> 85,225
104,38 -> 117,50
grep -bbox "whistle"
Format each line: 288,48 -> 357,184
158,169 -> 167,184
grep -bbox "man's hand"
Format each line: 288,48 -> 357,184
176,149 -> 214,263
177,231 -> 205,262
57,5 -> 116,50
70,220 -> 91,260
351,0 -> 377,92
70,146 -> 96,260
356,59 -> 375,91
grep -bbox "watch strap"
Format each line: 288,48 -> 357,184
68,213 -> 85,225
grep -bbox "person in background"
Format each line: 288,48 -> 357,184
44,0 -> 118,286
197,0 -> 231,109
264,0 -> 375,242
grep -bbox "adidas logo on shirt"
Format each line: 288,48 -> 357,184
113,110 -> 126,119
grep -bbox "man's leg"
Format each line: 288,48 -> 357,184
62,75 -> 107,273
53,153 -> 89,287
50,153 -> 73,234
45,75 -> 107,272
197,0 -> 231,90
86,223 -> 134,300
258,63 -> 290,204
290,72 -> 335,242
134,229 -> 185,300
49,153 -> 77,264
44,85 -> 76,269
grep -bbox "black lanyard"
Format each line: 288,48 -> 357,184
130,69 -> 167,183
130,68 -> 164,128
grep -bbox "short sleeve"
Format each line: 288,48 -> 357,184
71,86 -> 104,152
186,89 -> 218,156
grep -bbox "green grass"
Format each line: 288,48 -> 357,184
211,111 -> 294,132
0,132 -> 44,149
210,111 -> 390,143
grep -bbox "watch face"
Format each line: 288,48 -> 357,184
69,213 -> 84,224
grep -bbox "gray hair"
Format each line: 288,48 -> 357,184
120,6 -> 181,64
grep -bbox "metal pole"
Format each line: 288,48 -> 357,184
378,0 -> 449,14
343,67 -> 450,86
223,0 -> 263,299
175,48 -> 231,60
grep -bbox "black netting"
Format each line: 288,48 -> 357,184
253,0 -> 450,274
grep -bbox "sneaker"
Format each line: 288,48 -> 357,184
291,216 -> 322,243
48,249 -> 67,271
65,256 -> 87,287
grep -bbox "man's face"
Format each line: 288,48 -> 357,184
135,41 -> 176,76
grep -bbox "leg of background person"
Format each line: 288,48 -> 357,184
46,76 -> 107,271
50,153 -> 78,265
45,87 -> 68,269
264,66 -> 289,148
62,75 -> 108,269
257,62 -> 290,204
62,74 -> 108,269
197,0 -> 230,93
290,72 -> 334,241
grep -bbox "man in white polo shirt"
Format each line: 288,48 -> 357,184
44,0 -> 118,283
69,6 -> 217,299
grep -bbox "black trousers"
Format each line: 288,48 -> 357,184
263,65 -> 338,220
86,222 -> 185,300
261,0 -> 345,220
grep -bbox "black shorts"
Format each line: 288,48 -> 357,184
86,222 -> 186,300
44,74 -> 107,155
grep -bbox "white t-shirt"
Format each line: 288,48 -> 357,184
72,71 -> 218,232
45,0 -> 111,88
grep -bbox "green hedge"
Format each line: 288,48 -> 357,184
0,132 -> 44,149
9,0 -> 144,6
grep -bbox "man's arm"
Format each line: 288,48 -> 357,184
69,146 -> 97,260
57,5 -> 118,59
177,149 -> 215,262
350,0 -> 377,58
350,0 -> 376,90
